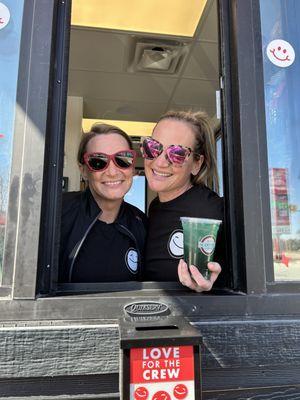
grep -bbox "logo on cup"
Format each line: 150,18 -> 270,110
198,235 -> 216,256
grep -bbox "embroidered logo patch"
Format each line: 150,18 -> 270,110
125,248 -> 138,274
167,230 -> 184,258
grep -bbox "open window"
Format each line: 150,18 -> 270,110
37,0 -> 233,295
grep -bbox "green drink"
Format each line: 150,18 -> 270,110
180,217 -> 222,279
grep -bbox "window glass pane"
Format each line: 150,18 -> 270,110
124,172 -> 146,213
260,0 -> 300,281
0,1 -> 24,281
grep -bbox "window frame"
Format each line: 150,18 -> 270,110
37,0 -> 71,296
39,0 -> 236,296
258,0 -> 300,290
0,0 -> 57,299
224,0 -> 270,295
0,0 -> 299,322
228,0 -> 300,293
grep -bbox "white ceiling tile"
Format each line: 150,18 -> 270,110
68,70 -> 177,102
196,0 -> 219,42
69,28 -> 129,73
67,1 -> 220,124
83,98 -> 168,122
171,79 -> 218,109
183,42 -> 219,80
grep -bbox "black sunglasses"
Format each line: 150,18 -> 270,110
83,150 -> 136,171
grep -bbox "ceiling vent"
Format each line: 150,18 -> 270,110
128,39 -> 188,74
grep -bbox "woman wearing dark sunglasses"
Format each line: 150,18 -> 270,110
59,123 -> 147,283
141,110 -> 225,292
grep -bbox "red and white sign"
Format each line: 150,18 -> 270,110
130,346 -> 195,399
269,168 -> 290,234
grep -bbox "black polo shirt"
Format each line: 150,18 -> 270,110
72,219 -> 139,283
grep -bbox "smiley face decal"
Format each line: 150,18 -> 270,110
167,230 -> 184,258
173,384 -> 188,399
0,3 -> 10,30
152,391 -> 171,400
134,386 -> 149,400
125,248 -> 138,274
267,39 -> 295,67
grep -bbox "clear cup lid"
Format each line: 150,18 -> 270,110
180,217 -> 222,224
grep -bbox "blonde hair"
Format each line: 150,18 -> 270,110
156,110 -> 219,191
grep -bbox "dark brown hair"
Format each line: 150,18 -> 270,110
77,123 -> 133,164
156,110 -> 219,191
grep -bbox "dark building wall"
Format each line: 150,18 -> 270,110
0,319 -> 300,398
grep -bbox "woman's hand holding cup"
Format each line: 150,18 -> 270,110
178,259 -> 221,292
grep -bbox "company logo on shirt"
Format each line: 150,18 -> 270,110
167,230 -> 184,259
126,248 -> 138,274
198,235 -> 216,256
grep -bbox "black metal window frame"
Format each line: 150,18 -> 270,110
229,0 -> 300,295
0,0 -> 300,322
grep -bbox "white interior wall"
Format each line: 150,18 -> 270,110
63,96 -> 83,192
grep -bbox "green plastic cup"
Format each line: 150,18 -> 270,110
180,217 -> 222,280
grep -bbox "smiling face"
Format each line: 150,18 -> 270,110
152,391 -> 171,400
126,248 -> 138,273
267,39 -> 295,68
144,119 -> 203,202
168,230 -> 184,258
173,384 -> 188,399
0,3 -> 10,30
80,133 -> 134,207
134,386 -> 149,400
270,46 -> 289,61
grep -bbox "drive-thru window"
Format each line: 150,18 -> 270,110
0,1 -> 300,399
49,0 -> 230,294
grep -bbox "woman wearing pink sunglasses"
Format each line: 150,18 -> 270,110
59,123 -> 147,283
141,110 -> 225,292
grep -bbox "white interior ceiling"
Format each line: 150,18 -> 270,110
67,0 -> 219,124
